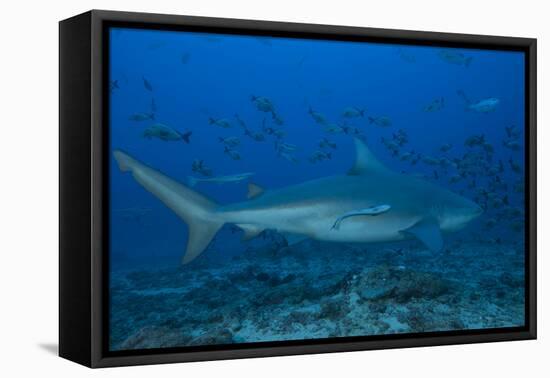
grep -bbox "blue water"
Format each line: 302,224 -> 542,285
108,27 -> 525,351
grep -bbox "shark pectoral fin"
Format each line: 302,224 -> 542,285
282,233 -> 308,246
400,217 -> 443,252
347,138 -> 390,176
247,183 -> 265,199
237,224 -> 264,241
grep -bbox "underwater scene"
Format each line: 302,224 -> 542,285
108,27 -> 526,351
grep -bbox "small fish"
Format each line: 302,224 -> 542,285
218,136 -> 240,148
187,172 -> 254,187
503,140 -> 520,151
423,97 -> 445,112
309,150 -> 332,163
319,138 -> 337,150
234,114 -> 247,129
129,112 -> 155,121
224,147 -> 241,160
272,112 -> 284,126
422,156 -> 439,166
251,96 -> 275,113
392,129 -> 409,146
511,220 -> 524,233
308,107 -> 327,125
254,37 -> 273,46
273,129 -> 286,139
457,90 -> 499,113
505,125 -> 521,139
449,175 -> 462,184
147,41 -> 165,50
368,116 -> 392,127
331,204 -> 391,230
181,52 -> 191,64
508,159 -> 522,174
464,134 -> 485,147
143,123 -> 192,143
484,218 -> 497,229
109,80 -> 120,93
400,152 -> 413,161
397,48 -> 416,63
324,124 -> 345,134
342,106 -> 365,118
275,141 -> 298,152
191,159 -> 213,177
438,50 -> 473,67
278,151 -> 298,164
482,143 -> 494,154
439,143 -> 453,153
204,35 -> 222,43
342,126 -> 362,136
142,76 -> 153,92
209,118 -> 232,128
251,132 -> 265,142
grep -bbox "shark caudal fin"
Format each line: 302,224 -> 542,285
113,150 -> 223,264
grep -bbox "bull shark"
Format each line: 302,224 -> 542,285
113,138 -> 483,264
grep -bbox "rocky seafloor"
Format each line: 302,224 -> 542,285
109,235 -> 525,351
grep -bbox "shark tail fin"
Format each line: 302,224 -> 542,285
113,150 -> 224,264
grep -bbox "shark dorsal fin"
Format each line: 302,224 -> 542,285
247,183 -> 265,199
347,138 -> 390,176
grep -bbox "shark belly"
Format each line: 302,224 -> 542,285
113,138 -> 482,264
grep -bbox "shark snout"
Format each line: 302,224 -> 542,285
440,199 -> 483,231
462,202 -> 484,223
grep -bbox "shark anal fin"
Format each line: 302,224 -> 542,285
400,217 -> 443,252
247,183 -> 265,199
237,224 -> 264,241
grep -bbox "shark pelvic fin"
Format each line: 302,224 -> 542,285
247,183 -> 265,199
400,217 -> 443,252
238,224 -> 264,241
348,138 -> 390,176
283,233 -> 308,246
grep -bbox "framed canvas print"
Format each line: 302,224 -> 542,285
59,10 -> 536,368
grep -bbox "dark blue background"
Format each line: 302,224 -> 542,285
108,27 -> 525,270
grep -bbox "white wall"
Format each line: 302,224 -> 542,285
0,0 -> 546,376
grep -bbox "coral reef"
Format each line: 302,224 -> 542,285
110,238 -> 525,350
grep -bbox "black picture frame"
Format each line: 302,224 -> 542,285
59,9 -> 537,368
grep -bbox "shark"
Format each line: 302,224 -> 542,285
113,138 -> 483,264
